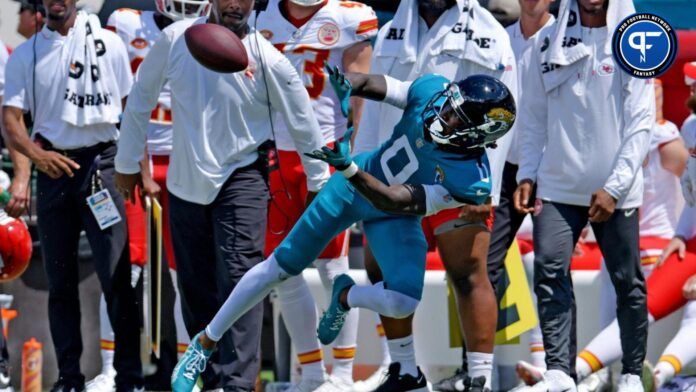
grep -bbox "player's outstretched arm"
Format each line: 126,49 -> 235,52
348,170 -> 427,215
326,64 -> 387,101
305,127 -> 427,215
326,64 -> 390,118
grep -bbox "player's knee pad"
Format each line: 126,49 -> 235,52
381,289 -> 419,319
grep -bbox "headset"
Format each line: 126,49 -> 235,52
254,0 -> 269,12
252,0 -> 296,236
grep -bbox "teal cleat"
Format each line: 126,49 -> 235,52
171,331 -> 214,392
317,274 -> 355,345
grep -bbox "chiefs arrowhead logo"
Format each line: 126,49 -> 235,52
598,61 -> 615,76
131,38 -> 148,49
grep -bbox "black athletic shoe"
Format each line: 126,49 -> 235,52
433,368 -> 468,391
462,376 -> 490,392
374,363 -> 428,392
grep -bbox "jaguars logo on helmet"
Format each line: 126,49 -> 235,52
422,74 -> 516,154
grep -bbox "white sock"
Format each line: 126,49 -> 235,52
169,269 -> 190,359
577,319 -> 620,376
276,275 -> 326,380
529,325 -> 546,370
530,350 -> 546,371
387,336 -> 418,377
375,313 -> 392,367
576,356 -> 593,380
316,257 -> 357,383
654,301 -> 696,388
654,361 -> 676,389
206,254 -> 290,341
98,294 -> 116,376
468,352 -> 493,389
347,282 -> 418,318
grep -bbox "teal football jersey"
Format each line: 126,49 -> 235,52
358,74 -> 492,205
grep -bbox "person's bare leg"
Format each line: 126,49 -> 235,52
438,226 -> 497,387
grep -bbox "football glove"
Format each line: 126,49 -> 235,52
305,127 -> 354,171
326,64 -> 352,118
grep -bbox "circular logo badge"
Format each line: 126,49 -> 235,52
130,38 -> 148,50
318,23 -> 340,46
260,29 -> 274,40
612,13 -> 677,78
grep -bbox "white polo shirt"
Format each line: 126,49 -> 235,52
116,18 -> 331,205
0,40 -> 9,99
3,25 -> 132,149
505,16 -> 555,165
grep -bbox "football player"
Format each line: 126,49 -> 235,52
352,1 -> 517,390
682,62 -> 696,150
88,2 -> 209,391
254,1 -> 376,390
172,70 -> 515,392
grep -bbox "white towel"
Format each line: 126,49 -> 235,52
542,0 -> 635,91
376,0 -> 505,72
61,11 -> 121,127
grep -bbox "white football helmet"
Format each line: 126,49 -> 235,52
288,0 -> 325,6
155,0 -> 210,21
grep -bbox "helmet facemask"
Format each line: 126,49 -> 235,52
288,0 -> 326,6
155,0 -> 210,21
423,82 -> 515,152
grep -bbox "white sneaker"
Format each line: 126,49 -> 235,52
513,370 -> 577,392
577,368 -> 611,392
314,376 -> 353,392
85,374 -> 115,392
353,365 -> 389,392
617,374 -> 644,392
286,377 -> 327,392
517,361 -> 546,386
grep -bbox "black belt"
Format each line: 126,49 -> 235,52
35,133 -> 115,157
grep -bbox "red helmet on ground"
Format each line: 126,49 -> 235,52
0,213 -> 32,282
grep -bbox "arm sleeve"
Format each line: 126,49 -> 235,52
266,53 -> 330,192
602,78 -> 655,200
676,205 -> 696,240
423,184 -> 464,216
515,48 -> 547,184
383,75 -> 411,109
115,32 -> 170,174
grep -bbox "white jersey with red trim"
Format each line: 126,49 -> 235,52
107,9 -> 173,155
255,0 -> 377,151
640,120 -> 683,239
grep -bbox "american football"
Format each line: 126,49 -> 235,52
184,23 -> 248,73
4,0 -> 696,391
